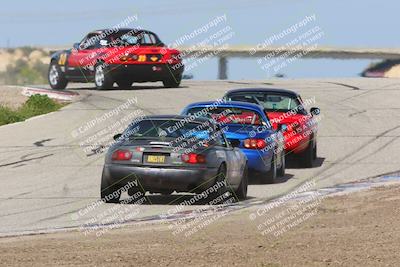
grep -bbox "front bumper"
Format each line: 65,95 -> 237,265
103,164 -> 218,193
106,63 -> 184,82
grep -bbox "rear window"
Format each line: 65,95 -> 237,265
227,93 -> 304,113
124,119 -> 226,148
126,119 -> 211,139
186,107 -> 264,126
103,31 -> 160,47
80,30 -> 161,49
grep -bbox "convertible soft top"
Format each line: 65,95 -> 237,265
226,88 -> 300,97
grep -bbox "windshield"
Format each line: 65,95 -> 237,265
227,93 -> 305,113
103,31 -> 160,47
125,119 -> 214,139
186,107 -> 265,126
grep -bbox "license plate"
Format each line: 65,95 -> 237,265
147,155 -> 166,163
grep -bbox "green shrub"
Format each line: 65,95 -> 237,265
0,94 -> 64,126
0,106 -> 23,126
19,94 -> 63,119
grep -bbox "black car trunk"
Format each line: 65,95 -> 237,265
117,139 -> 201,167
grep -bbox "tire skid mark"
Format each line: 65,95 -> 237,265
0,153 -> 53,168
0,199 -> 80,218
0,145 -> 101,202
94,94 -> 157,115
297,124 -> 400,188
348,110 -> 367,117
28,206 -> 87,225
324,82 -> 360,90
319,135 -> 400,181
64,93 -> 155,144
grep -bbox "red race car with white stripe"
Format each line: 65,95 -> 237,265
48,28 -> 184,90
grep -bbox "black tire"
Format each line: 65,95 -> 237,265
94,63 -> 113,90
160,190 -> 174,196
48,61 -> 68,89
262,154 -> 277,184
100,171 -> 121,204
277,151 -> 285,177
163,75 -> 181,88
209,164 -> 228,204
234,163 -> 248,201
313,141 -> 317,160
116,80 -> 132,89
127,186 -> 145,197
301,141 -> 314,168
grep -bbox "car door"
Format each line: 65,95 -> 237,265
217,127 -> 243,187
230,140 -> 246,185
67,33 -> 100,79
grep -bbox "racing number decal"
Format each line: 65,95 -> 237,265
58,53 -> 67,65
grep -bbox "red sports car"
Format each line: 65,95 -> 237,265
224,88 -> 320,167
48,28 -> 184,90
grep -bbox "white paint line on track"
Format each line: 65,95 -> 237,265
21,87 -> 79,101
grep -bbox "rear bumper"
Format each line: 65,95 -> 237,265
103,164 -> 218,193
241,148 -> 273,174
284,129 -> 313,154
107,63 -> 184,82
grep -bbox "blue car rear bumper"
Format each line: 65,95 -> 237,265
241,148 -> 274,174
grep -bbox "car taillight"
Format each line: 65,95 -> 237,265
181,153 -> 206,164
112,149 -> 132,161
119,55 -> 129,62
244,138 -> 267,149
121,54 -> 140,61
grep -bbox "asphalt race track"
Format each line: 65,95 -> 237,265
1,78 -> 400,236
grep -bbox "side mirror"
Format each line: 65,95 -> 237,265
310,107 -> 320,116
73,43 -> 80,50
229,139 -> 241,148
277,124 -> 288,132
113,133 -> 122,141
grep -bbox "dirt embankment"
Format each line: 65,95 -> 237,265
362,59 -> 400,78
0,48 -> 50,85
0,48 -> 49,73
0,85 -> 27,109
1,185 -> 400,266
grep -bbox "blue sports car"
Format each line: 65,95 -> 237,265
181,101 -> 286,183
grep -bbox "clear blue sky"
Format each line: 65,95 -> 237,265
0,0 -> 397,79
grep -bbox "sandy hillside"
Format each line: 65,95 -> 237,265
0,85 -> 27,109
0,48 -> 50,72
